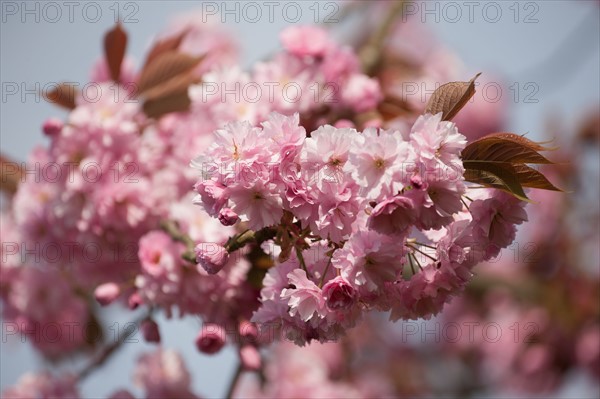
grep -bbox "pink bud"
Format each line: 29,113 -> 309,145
239,345 -> 261,371
128,292 -> 142,310
334,119 -> 355,129
94,282 -> 120,306
363,118 -> 383,129
239,321 -> 258,344
141,319 -> 160,343
218,208 -> 239,226
195,243 -> 229,274
322,276 -> 356,311
108,390 -> 136,399
196,324 -> 226,355
42,118 -> 63,136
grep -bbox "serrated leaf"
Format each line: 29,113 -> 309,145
513,164 -> 562,191
463,160 -> 529,201
104,22 -> 128,83
43,83 -> 77,109
142,90 -> 191,119
144,29 -> 190,67
425,73 -> 481,121
137,51 -> 203,95
462,133 -> 554,164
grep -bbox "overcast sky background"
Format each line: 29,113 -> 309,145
1,1 -> 599,398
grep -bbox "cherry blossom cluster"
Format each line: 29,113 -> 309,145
0,5 -> 547,397
192,111 -> 528,345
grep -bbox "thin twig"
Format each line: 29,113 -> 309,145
406,244 -> 437,262
77,311 -> 150,381
225,362 -> 243,399
359,0 -> 406,75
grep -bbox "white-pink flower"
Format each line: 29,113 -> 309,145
281,269 -> 327,322
280,25 -> 332,58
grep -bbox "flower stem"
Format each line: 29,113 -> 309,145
406,243 -> 437,262
225,362 -> 243,399
77,310 -> 151,381
319,256 -> 333,288
359,0 -> 406,75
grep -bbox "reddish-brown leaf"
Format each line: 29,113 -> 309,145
425,73 -> 481,121
104,22 -> 128,83
143,90 -> 191,119
142,72 -> 200,101
144,29 -> 190,67
513,164 -> 562,191
137,51 -> 203,95
463,160 -> 529,201
462,133 -> 555,164
43,83 -> 78,109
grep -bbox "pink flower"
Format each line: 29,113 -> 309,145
302,125 -> 358,188
312,182 -> 360,243
217,208 -> 239,226
227,180 -> 283,230
332,231 -> 405,293
368,195 -> 416,235
281,269 -> 326,322
94,282 -> 121,306
347,127 -> 411,200
195,324 -> 226,354
134,349 -> 197,398
322,276 -> 357,311
192,179 -> 228,217
280,25 -> 332,57
410,113 -> 466,172
195,243 -> 229,274
135,231 -> 185,311
261,112 -> 306,162
469,190 -> 528,259
341,74 -> 383,112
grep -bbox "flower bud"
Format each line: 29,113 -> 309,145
141,319 -> 161,343
195,324 -> 226,355
195,243 -> 229,274
322,277 -> 356,311
128,292 -> 142,310
42,118 -> 63,136
239,345 -> 261,371
238,321 -> 258,344
94,282 -> 120,306
218,208 -> 239,226
334,119 -> 355,129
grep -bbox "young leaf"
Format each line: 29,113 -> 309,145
463,160 -> 529,201
43,83 -> 78,109
462,132 -> 562,201
144,29 -> 190,67
104,22 -> 128,83
143,90 -> 191,119
513,164 -> 562,191
425,73 -> 481,121
137,51 -> 203,95
462,133 -> 555,164
141,72 -> 199,101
